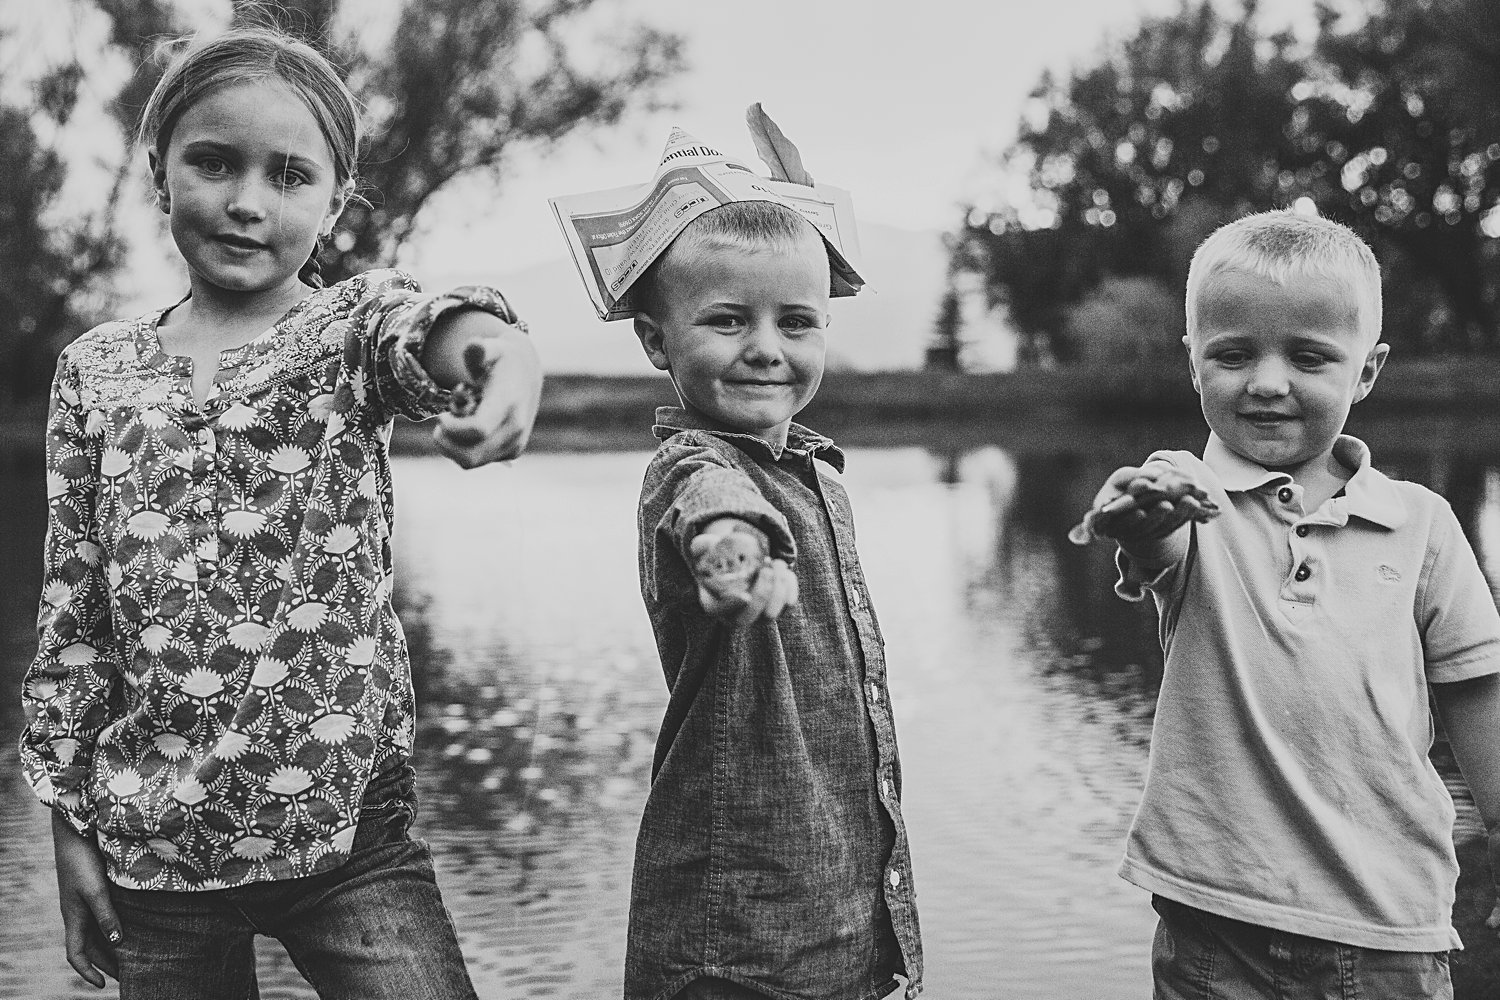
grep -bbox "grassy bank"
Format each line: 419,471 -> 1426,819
533,355 -> 1500,422
3,356 -> 1498,459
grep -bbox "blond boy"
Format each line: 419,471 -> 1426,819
1086,211 -> 1500,999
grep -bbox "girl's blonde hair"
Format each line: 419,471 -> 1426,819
139,25 -> 362,285
1185,210 -> 1383,347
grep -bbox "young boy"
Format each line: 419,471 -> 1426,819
1081,210 -> 1500,999
624,200 -> 921,1000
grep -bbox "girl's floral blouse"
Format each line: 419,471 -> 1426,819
20,269 -> 520,890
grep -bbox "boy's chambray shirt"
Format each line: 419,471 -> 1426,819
1117,433 -> 1500,951
21,269 -> 520,890
629,407 -> 922,1000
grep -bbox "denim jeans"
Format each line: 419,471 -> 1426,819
107,765 -> 477,1000
1151,896 -> 1453,1000
672,976 -> 904,999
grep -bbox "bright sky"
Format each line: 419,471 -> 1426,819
402,0 -> 1320,276
5,0 -> 1319,293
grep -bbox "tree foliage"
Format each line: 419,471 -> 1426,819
236,0 -> 683,279
0,0 -> 682,403
0,1 -> 178,406
955,0 -> 1500,365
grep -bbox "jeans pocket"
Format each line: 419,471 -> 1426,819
351,764 -> 418,854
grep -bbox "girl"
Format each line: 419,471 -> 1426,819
20,25 -> 541,1000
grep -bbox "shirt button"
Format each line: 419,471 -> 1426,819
889,869 -> 902,889
1295,525 -> 1309,537
869,683 -> 882,704
1294,564 -> 1311,581
195,498 -> 213,513
1277,487 -> 1294,503
849,589 -> 862,610
881,777 -> 892,798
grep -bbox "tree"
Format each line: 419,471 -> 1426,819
234,0 -> 682,281
0,1 -> 179,406
0,0 -> 682,403
955,1 -> 1318,364
953,0 -> 1500,364
1311,0 -> 1500,353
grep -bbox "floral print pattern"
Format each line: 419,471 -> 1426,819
21,269 -> 521,890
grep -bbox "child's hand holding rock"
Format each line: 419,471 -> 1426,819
434,315 -> 543,469
690,518 -> 798,627
1070,461 -> 1220,546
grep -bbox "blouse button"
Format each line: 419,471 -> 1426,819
889,869 -> 902,889
1295,525 -> 1309,537
1277,487 -> 1294,503
1294,564 -> 1311,582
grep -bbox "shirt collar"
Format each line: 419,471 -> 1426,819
651,406 -> 846,472
1202,432 -> 1407,529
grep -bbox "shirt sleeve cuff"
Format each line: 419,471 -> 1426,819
377,285 -> 526,420
1113,546 -> 1176,602
25,764 -> 97,835
670,465 -> 797,565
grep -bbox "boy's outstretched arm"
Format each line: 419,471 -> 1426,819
1432,672 -> 1500,939
690,517 -> 799,628
1073,460 -> 1218,567
423,307 -> 543,468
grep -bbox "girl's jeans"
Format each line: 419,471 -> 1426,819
108,765 -> 477,1000
1151,895 -> 1452,1000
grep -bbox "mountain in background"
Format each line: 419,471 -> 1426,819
431,222 -> 951,373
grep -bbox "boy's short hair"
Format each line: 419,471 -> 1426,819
633,201 -> 828,318
1185,210 -> 1383,347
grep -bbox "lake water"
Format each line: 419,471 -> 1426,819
1,414 -> 1497,999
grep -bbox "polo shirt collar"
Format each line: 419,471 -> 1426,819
651,406 -> 846,472
1202,432 -> 1407,529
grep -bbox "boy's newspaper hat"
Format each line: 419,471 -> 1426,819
549,126 -> 865,322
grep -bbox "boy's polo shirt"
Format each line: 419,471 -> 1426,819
1117,434 -> 1500,951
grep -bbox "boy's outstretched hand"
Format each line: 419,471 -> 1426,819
1070,460 -> 1220,547
689,518 -> 798,627
433,314 -> 543,469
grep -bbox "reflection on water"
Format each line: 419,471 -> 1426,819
0,416 -> 1496,999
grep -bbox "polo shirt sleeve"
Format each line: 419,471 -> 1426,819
1112,449 -> 1192,603
1419,498 -> 1500,684
641,435 -> 797,594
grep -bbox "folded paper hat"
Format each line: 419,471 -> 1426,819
549,106 -> 866,322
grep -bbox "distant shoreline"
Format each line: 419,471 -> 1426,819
2,357 -> 1497,460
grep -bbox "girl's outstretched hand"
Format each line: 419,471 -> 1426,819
434,321 -> 543,469
51,811 -> 120,988
690,518 -> 798,628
